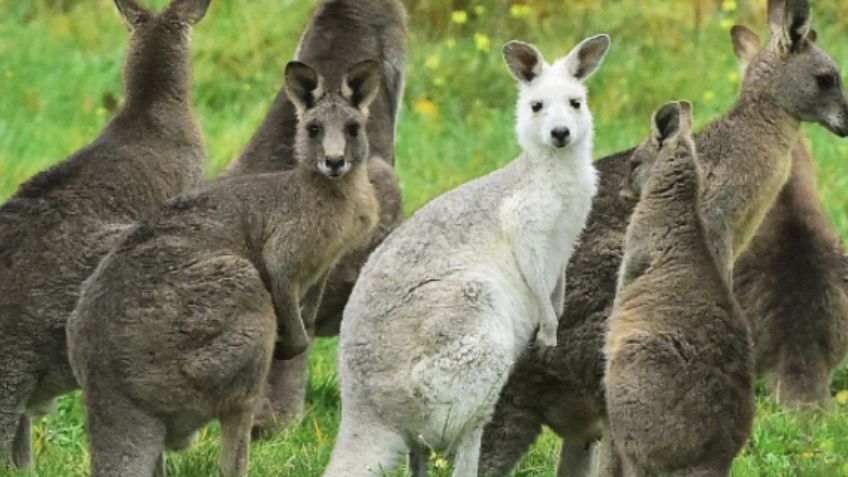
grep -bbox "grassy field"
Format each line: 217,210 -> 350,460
1,0 -> 847,475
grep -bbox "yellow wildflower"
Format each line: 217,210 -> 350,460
836,390 -> 848,406
510,5 -> 532,19
446,38 -> 456,48
414,99 -> 439,119
474,33 -> 491,52
434,457 -> 449,469
474,5 -> 486,16
424,54 -> 440,70
728,71 -> 740,83
703,90 -> 716,102
722,0 -> 738,12
451,10 -> 468,25
720,18 -> 734,30
433,77 -> 446,87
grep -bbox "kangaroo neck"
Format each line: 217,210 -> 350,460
121,37 -> 193,117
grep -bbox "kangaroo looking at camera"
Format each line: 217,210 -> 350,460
479,1 -> 848,475
0,0 -> 209,469
225,0 -> 407,433
729,24 -> 848,408
67,60 -> 381,477
323,36 -> 610,477
605,102 -> 754,477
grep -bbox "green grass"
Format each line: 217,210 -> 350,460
1,0 -> 847,475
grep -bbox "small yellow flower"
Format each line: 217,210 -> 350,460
818,438 -> 834,451
703,90 -> 717,102
720,18 -> 734,30
728,71 -> 740,83
242,83 -> 252,91
722,0 -> 738,12
414,99 -> 439,119
474,5 -> 486,16
451,10 -> 468,25
836,390 -> 848,406
474,33 -> 491,52
434,457 -> 449,469
510,5 -> 532,19
446,38 -> 456,48
424,54 -> 441,70
800,451 -> 815,460
433,77 -> 446,87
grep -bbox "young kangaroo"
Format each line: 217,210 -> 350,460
67,60 -> 381,477
479,1 -> 848,475
0,0 -> 209,468
324,36 -> 609,477
730,24 -> 848,408
605,102 -> 754,477
224,0 -> 407,432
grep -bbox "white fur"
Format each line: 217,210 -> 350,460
323,36 -> 608,477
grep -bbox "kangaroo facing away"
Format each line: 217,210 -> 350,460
605,102 -> 754,477
479,1 -> 848,475
324,36 -> 609,477
0,0 -> 209,468
225,0 -> 407,432
729,24 -> 848,408
67,60 -> 381,477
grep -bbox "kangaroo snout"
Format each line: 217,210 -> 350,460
551,127 -> 571,148
322,156 -> 349,177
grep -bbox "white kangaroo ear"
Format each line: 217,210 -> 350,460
503,41 -> 545,84
114,0 -> 151,29
342,60 -> 382,114
562,34 -> 611,81
285,61 -> 326,114
651,102 -> 681,147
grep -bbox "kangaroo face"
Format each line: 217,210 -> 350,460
503,36 -> 610,156
286,61 -> 381,179
735,0 -> 848,137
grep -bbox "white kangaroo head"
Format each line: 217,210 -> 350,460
503,35 -> 611,157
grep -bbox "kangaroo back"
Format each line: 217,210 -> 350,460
228,0 -> 407,174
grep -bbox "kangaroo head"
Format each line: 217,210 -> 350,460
623,101 -> 698,201
733,0 -> 848,137
285,60 -> 381,179
503,35 -> 610,156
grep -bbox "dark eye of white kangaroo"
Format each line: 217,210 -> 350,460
570,99 -> 582,109
531,101 -> 543,113
307,123 -> 321,138
346,123 -> 360,137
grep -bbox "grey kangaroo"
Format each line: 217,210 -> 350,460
479,1 -> 848,475
67,60 -> 381,477
225,0 -> 407,432
605,102 -> 754,477
730,24 -> 848,408
0,0 -> 209,468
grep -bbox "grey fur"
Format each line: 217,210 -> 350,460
0,0 -> 208,468
479,1 -> 848,474
224,0 -> 407,432
67,60 -> 382,477
604,102 -> 754,476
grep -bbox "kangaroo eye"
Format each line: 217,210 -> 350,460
307,124 -> 321,138
570,99 -> 582,109
346,123 -> 360,137
816,73 -> 838,90
531,102 -> 543,113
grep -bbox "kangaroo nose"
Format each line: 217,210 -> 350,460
551,128 -> 571,146
324,156 -> 346,175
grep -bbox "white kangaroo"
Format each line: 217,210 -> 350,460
323,35 -> 610,477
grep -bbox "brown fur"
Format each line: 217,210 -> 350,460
479,2 -> 848,475
605,102 -> 754,477
227,0 -> 408,434
67,60 -> 382,477
0,0 -> 208,468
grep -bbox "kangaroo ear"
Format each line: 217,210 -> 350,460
503,41 -> 544,84
652,102 -> 681,147
285,62 -> 326,114
166,0 -> 212,25
677,101 -> 694,137
770,0 -> 812,51
114,0 -> 151,29
731,25 -> 762,64
342,60 -> 382,113
562,34 -> 611,81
